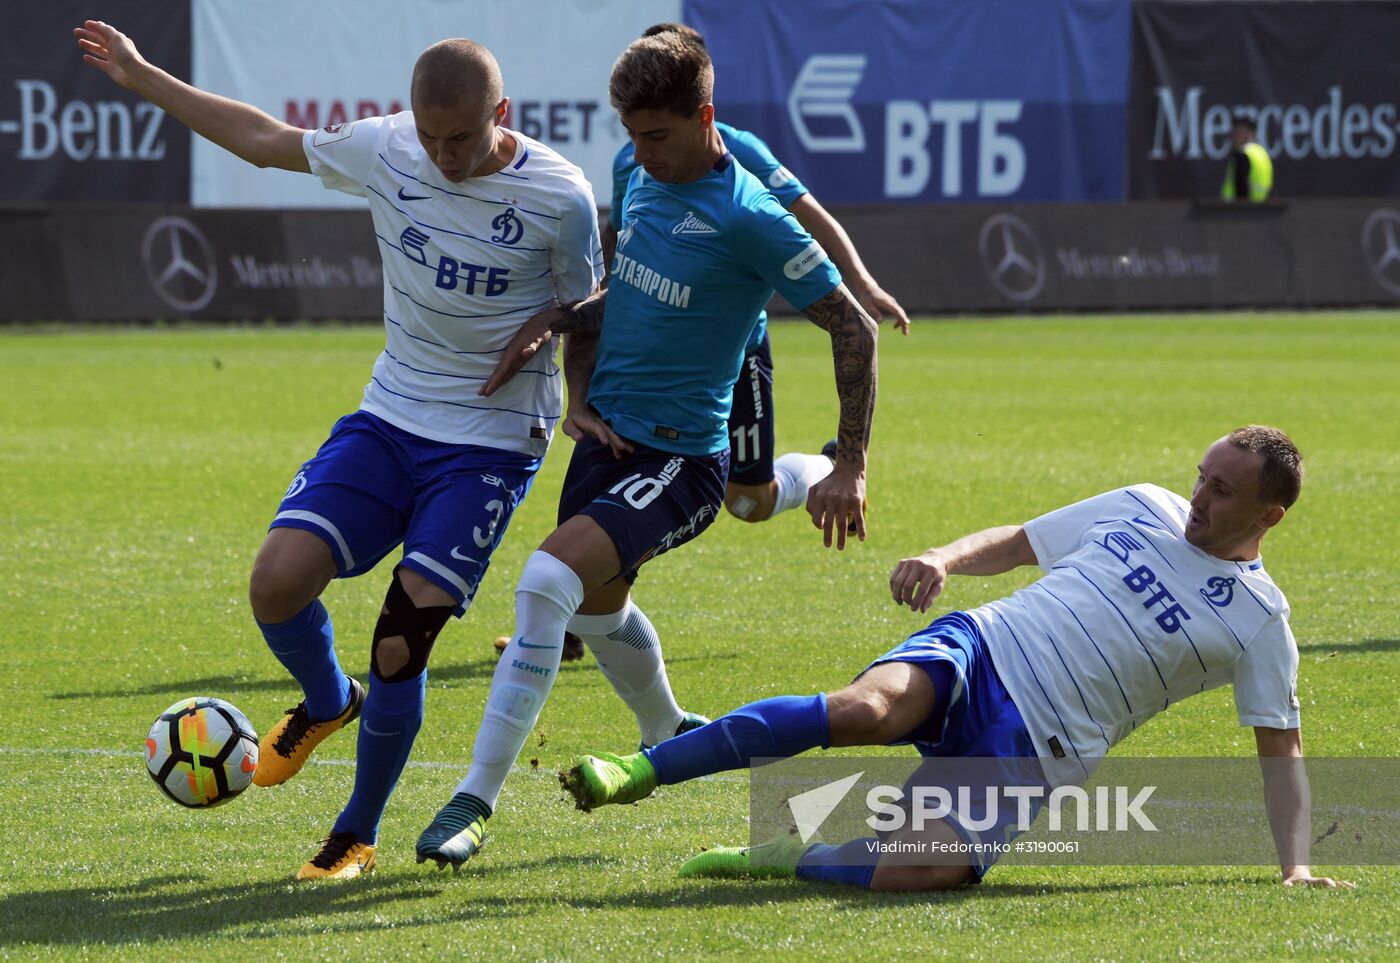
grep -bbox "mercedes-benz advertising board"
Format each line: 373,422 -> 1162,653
1130,0 -> 1400,198
0,0 -> 190,203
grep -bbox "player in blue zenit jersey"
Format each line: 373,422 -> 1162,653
563,427 -> 1353,892
76,23 -> 603,879
605,23 -> 910,530
416,32 -> 881,868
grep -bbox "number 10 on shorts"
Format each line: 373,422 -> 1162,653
608,457 -> 685,509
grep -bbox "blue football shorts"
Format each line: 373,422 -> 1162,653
861,611 -> 1050,879
726,333 -> 775,486
556,433 -> 728,582
269,410 -> 538,616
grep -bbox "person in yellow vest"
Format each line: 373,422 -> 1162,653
1222,117 -> 1273,201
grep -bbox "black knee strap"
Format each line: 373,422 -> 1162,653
371,568 -> 455,683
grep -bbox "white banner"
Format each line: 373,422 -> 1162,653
192,0 -> 676,208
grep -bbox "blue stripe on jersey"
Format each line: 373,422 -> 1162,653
1119,518 -> 1180,574
368,376 -> 560,421
1232,575 -> 1275,615
367,185 -> 550,251
1126,490 -> 1180,531
991,610 -> 1087,767
383,313 -> 559,378
377,154 -> 561,220
1034,582 -> 1134,714
384,313 -> 501,354
1199,600 -> 1246,650
1037,626 -> 1109,744
383,270 -> 556,320
382,347 -> 556,381
1169,611 -> 1208,673
1057,563 -> 1168,690
513,149 -> 529,170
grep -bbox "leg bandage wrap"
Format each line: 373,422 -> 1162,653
370,567 -> 455,683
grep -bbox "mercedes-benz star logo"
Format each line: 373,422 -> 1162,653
978,213 -> 1045,303
1361,208 -> 1400,297
142,216 -> 217,312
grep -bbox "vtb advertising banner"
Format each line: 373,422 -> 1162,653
1130,0 -> 1400,198
193,0 -> 675,208
0,0 -> 191,203
684,0 -> 1132,203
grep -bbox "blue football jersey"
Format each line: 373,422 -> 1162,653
609,123 -> 810,354
591,154 -> 839,456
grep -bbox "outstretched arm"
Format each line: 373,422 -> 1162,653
890,525 -> 1034,613
801,284 -> 878,550
1254,726 -> 1355,888
480,289 -> 608,397
789,194 -> 911,334
74,20 -> 309,172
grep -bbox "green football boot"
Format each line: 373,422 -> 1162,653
560,751 -> 658,811
677,834 -> 814,880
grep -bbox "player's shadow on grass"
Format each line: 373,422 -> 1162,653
0,874 -> 452,947
47,652 -> 732,702
0,868 -> 1282,945
1297,638 -> 1400,656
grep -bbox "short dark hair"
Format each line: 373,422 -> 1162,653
1232,116 -> 1256,134
1228,425 -> 1303,508
411,39 -> 502,113
610,33 -> 713,117
642,22 -> 707,48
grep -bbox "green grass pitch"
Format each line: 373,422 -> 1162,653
1,312 -> 1397,959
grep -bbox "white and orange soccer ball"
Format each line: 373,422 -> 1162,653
145,697 -> 258,807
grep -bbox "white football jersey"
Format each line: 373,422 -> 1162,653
970,484 -> 1300,782
303,114 -> 603,456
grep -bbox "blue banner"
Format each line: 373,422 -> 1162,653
684,0 -> 1131,203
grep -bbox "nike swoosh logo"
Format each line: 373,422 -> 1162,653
516,640 -> 559,650
398,186 -> 432,201
450,545 -> 473,562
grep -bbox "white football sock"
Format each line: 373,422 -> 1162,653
455,551 -> 582,811
770,451 -> 835,517
569,602 -> 683,747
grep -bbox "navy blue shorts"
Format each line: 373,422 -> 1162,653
863,612 -> 1048,879
270,410 -> 538,615
557,434 -> 728,581
726,334 -> 775,486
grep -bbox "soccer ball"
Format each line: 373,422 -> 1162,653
145,697 -> 259,808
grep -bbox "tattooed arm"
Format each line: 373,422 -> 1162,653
479,289 -> 608,397
802,283 -> 879,549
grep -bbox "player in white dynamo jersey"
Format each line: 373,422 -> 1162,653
564,427 -> 1354,891
76,23 -> 602,879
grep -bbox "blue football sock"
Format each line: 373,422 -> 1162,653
334,671 -> 427,843
796,840 -> 879,889
257,599 -> 350,720
643,694 -> 830,785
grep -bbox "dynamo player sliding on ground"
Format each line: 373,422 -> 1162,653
564,427 -> 1353,892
